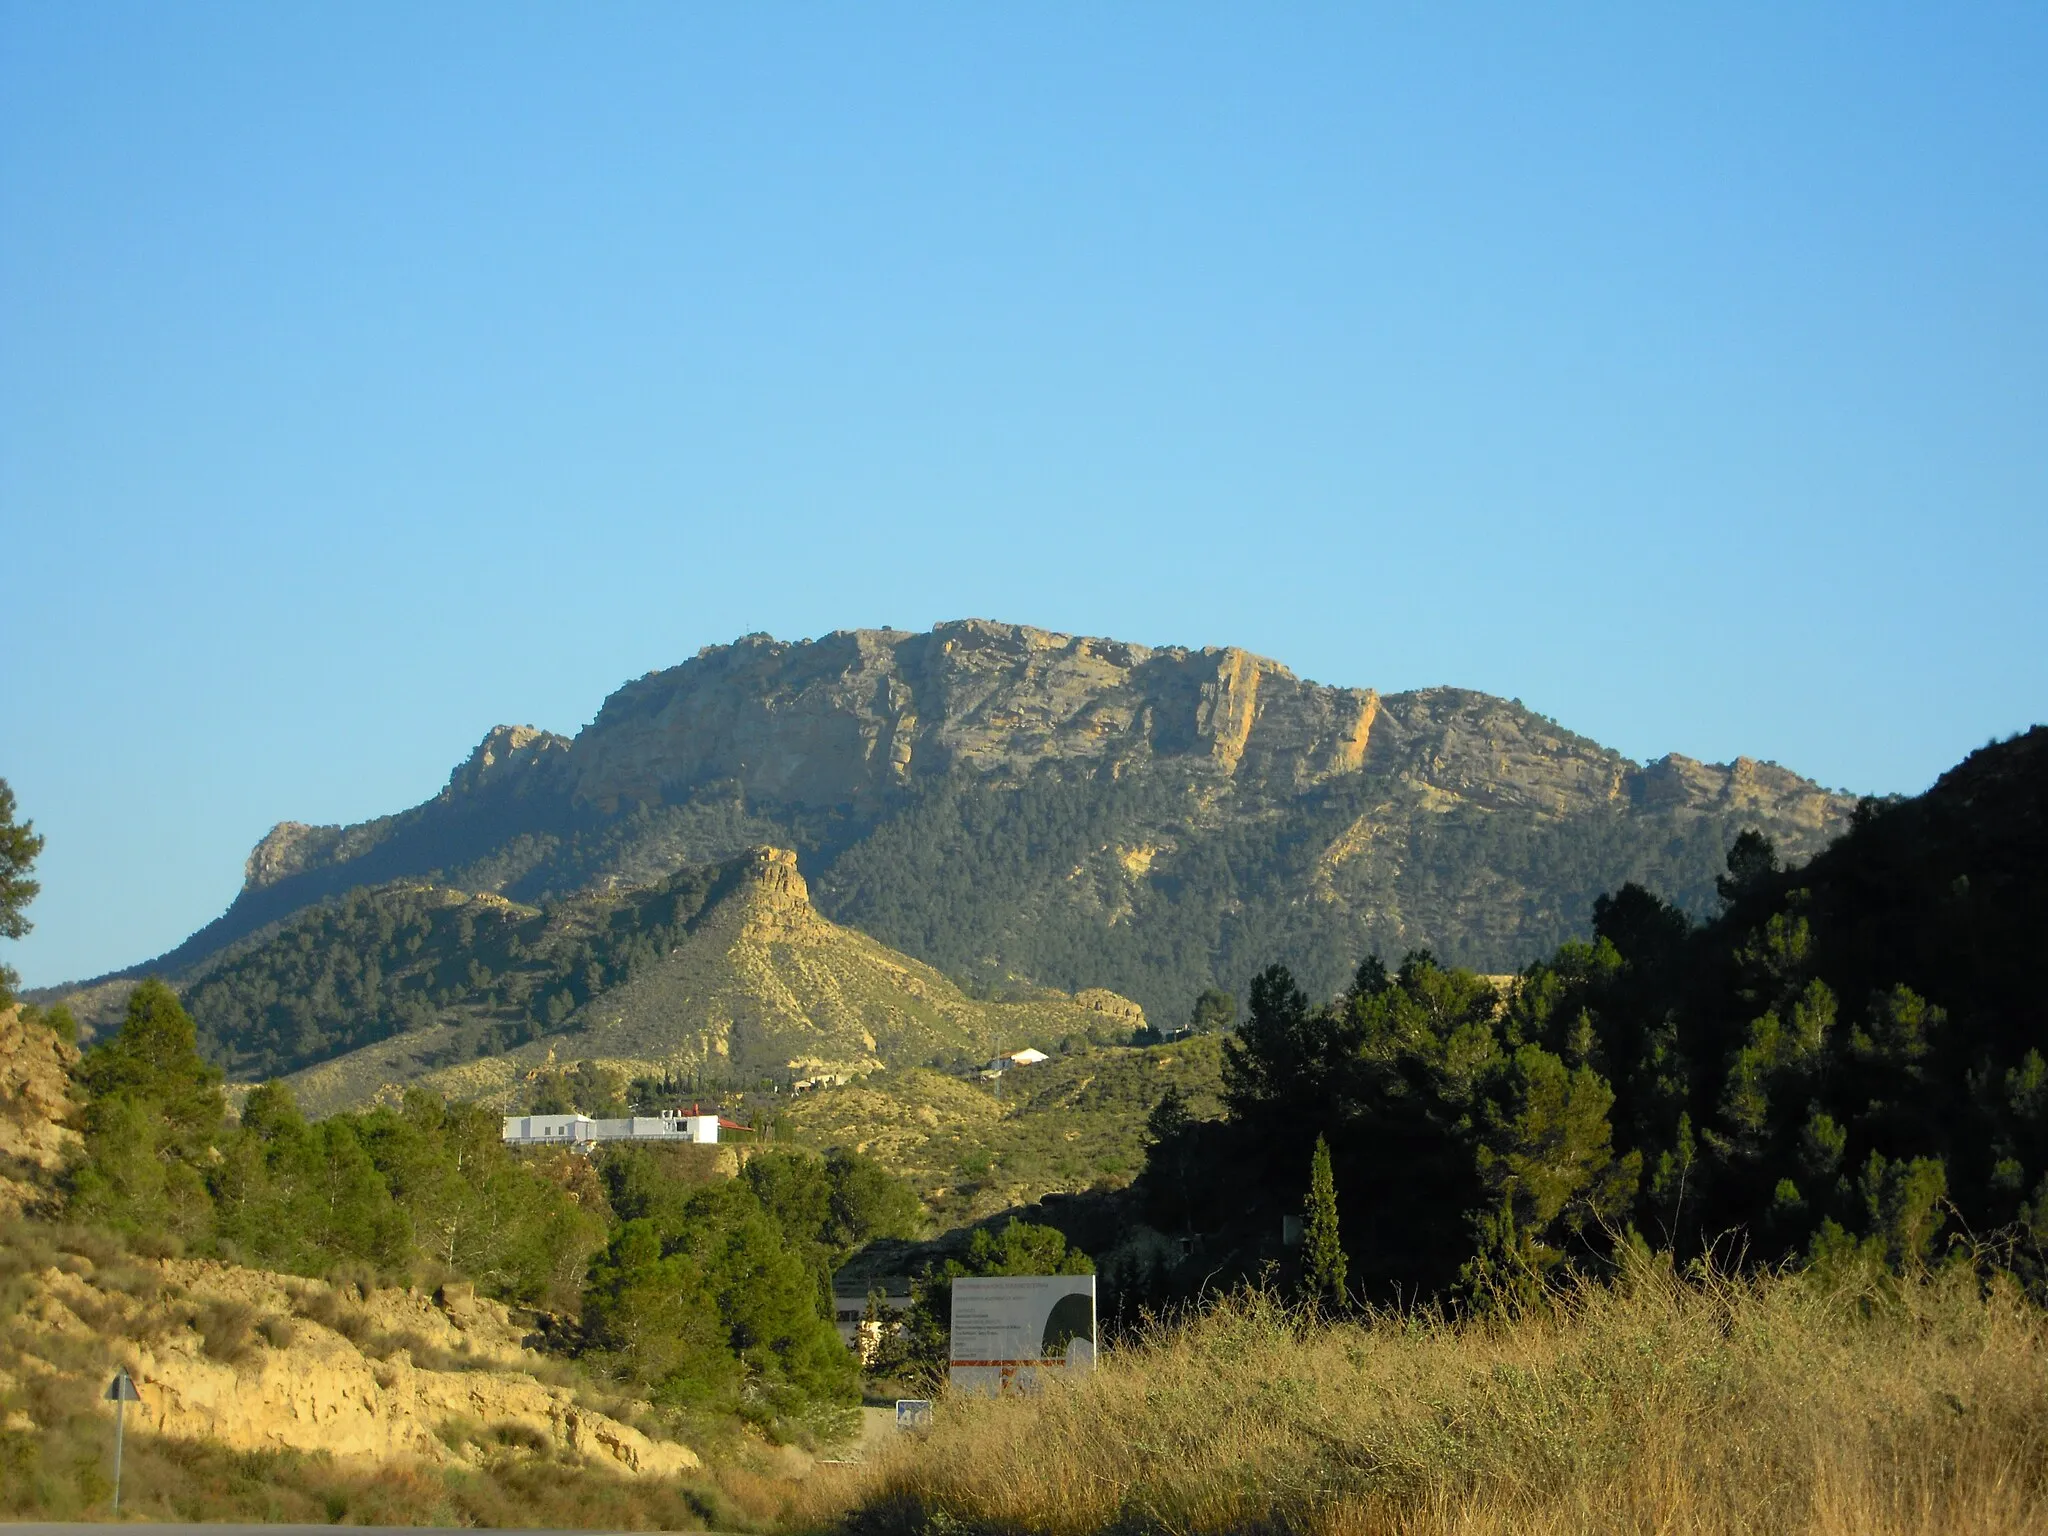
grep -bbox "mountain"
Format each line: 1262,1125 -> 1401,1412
51,619 -> 1854,1037
262,845 -> 1149,1117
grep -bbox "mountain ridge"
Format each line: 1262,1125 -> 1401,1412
40,619 -> 1857,1027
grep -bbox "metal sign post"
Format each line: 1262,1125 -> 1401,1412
105,1368 -> 141,1513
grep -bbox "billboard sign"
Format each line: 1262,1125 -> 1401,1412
948,1274 -> 1096,1396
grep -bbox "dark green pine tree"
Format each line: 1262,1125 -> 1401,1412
1302,1134 -> 1347,1309
0,778 -> 45,1004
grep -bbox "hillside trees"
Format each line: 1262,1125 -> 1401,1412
211,1083 -> 411,1272
0,778 -> 41,1004
1136,729 -> 2048,1303
61,981 -> 602,1304
1205,951 -> 1636,1299
1189,987 -> 1236,1033
1493,734 -> 2047,1278
182,862 -> 728,1080
739,1147 -> 926,1322
579,1175 -> 859,1424
816,754 -> 1838,1029
67,980 -> 226,1242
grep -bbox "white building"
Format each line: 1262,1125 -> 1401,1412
501,1109 -> 722,1146
832,1283 -> 915,1359
981,1046 -> 1051,1079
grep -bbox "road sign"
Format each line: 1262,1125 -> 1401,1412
105,1368 -> 141,1512
895,1398 -> 933,1429
947,1274 -> 1096,1396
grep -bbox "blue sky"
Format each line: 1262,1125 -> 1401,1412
3,3 -> 2043,987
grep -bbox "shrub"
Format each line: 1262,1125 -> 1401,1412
195,1300 -> 259,1365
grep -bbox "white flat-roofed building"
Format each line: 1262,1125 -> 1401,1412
501,1109 -> 721,1145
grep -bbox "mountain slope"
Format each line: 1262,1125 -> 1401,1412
777,1035 -> 1227,1224
49,619 -> 1855,1027
269,846 -> 1148,1116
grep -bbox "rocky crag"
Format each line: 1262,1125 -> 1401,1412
44,619 -> 1856,1040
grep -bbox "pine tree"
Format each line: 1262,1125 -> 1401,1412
1302,1134 -> 1347,1309
0,778 -> 44,1003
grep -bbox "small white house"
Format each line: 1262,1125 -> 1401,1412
501,1109 -> 721,1146
832,1283 -> 915,1358
1006,1047 -> 1050,1066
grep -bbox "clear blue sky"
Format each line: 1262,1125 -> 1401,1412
3,4 -> 2043,987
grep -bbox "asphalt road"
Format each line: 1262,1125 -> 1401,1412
1,1527 -> 737,1535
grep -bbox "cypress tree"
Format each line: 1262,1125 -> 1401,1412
1302,1134 -> 1347,1309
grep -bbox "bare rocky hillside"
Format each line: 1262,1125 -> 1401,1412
2,1246 -> 698,1478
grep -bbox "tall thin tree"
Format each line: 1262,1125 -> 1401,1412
1302,1134 -> 1347,1309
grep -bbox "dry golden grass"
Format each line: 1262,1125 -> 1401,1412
805,1259 -> 2048,1536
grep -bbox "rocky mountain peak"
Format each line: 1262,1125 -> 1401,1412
442,724 -> 572,801
727,846 -> 818,941
243,821 -> 343,893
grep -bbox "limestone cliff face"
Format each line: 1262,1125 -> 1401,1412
241,726 -> 572,896
243,821 -> 347,893
567,621 -> 1384,813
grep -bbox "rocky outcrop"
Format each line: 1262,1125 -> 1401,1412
241,728 -> 572,897
731,845 -> 820,942
1631,752 -> 1845,837
218,621 -> 1828,841
0,1004 -> 80,1220
441,724 -> 573,802
243,821 -> 348,892
10,1255 -> 698,1478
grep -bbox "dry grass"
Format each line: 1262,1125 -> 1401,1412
806,1259 -> 2048,1536
0,1423 -> 766,1530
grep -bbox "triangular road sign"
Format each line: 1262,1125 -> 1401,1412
105,1368 -> 142,1402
